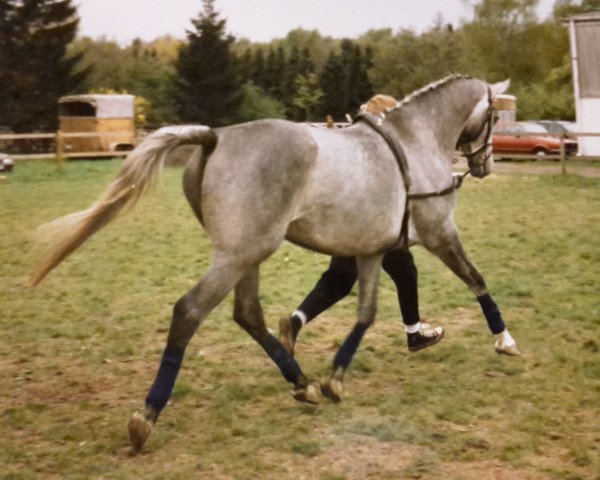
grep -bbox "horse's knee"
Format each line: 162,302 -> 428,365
167,295 -> 202,347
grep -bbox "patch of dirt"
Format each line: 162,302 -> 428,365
258,433 -> 570,480
260,434 -> 423,480
435,461 -> 551,480
0,355 -> 154,409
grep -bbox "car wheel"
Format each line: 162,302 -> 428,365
533,147 -> 547,159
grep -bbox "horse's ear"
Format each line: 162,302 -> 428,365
490,79 -> 510,98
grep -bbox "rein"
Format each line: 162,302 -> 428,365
354,112 -> 467,201
355,112 -> 469,249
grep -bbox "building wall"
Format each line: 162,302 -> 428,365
569,15 -> 600,156
576,98 -> 600,156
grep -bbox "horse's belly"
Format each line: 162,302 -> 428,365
286,212 -> 401,256
285,151 -> 405,255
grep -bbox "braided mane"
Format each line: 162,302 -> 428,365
388,74 -> 473,113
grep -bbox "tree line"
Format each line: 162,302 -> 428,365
1,0 -> 599,132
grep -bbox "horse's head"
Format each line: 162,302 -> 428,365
457,79 -> 510,178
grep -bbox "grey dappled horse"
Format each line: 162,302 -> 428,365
32,75 -> 517,452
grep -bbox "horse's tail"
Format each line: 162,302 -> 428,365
31,125 -> 217,286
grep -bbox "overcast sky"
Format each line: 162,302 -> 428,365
76,0 -> 557,44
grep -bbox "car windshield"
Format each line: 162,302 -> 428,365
558,122 -> 578,133
520,123 -> 548,134
539,123 -> 564,134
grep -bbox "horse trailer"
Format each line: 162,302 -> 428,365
58,94 -> 135,154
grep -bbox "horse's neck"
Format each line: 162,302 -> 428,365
384,81 -> 482,188
389,90 -> 477,150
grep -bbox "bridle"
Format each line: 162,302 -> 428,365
457,87 -> 496,171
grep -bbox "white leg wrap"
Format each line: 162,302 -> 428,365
405,322 -> 421,334
496,329 -> 516,348
292,310 -> 308,326
494,328 -> 520,356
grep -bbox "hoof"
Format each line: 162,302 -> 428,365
293,383 -> 320,404
128,412 -> 153,453
320,378 -> 343,403
494,340 -> 521,356
278,317 -> 296,356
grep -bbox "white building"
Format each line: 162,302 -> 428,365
568,12 -> 600,156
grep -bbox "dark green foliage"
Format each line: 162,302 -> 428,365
319,39 -> 374,120
1,0 -> 586,131
71,36 -> 180,126
554,0 -> 600,17
0,0 -> 86,132
235,82 -> 286,122
237,43 -> 321,121
174,0 -> 243,126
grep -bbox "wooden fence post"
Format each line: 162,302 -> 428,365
560,134 -> 567,175
55,130 -> 64,169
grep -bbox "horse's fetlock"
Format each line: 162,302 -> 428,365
144,405 -> 159,424
295,373 -> 310,390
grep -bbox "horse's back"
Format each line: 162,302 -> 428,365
190,119 -> 406,257
289,124 -> 407,255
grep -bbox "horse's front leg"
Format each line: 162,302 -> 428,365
321,254 -> 383,402
423,228 -> 520,356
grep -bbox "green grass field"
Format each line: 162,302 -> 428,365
1,160 -> 598,479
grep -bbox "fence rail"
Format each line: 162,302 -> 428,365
0,131 -> 137,166
1,129 -> 600,173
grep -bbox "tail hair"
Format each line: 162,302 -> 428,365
31,125 -> 217,286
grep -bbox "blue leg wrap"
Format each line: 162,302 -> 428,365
145,346 -> 185,413
478,293 -> 506,334
334,323 -> 369,369
260,334 -> 303,384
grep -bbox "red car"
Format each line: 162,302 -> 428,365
492,121 -> 577,158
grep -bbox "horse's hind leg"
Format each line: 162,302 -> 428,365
128,256 -> 248,452
233,266 -> 320,403
423,229 -> 520,356
321,254 -> 383,402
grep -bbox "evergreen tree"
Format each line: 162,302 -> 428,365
283,46 -> 302,99
175,0 -> 242,126
251,47 -> 268,90
237,47 -> 254,84
349,43 -> 374,107
319,51 -> 347,120
319,40 -> 374,121
262,46 -> 287,100
299,47 -> 316,76
0,0 -> 86,132
283,46 -> 318,119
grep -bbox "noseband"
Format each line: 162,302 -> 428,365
458,87 -> 495,170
